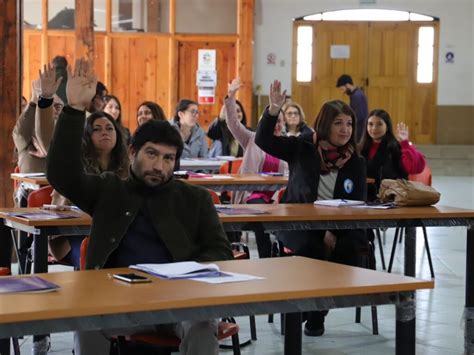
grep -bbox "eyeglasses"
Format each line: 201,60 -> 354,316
285,111 -> 300,117
186,109 -> 200,116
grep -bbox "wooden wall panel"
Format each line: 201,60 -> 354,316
156,36 -> 171,117
110,37 -> 132,129
23,31 -> 42,100
0,0 -> 20,207
47,33 -> 75,65
178,41 -> 236,130
94,34 -> 106,86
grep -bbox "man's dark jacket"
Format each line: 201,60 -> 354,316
47,106 -> 232,270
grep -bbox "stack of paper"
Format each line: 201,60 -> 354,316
314,199 -> 366,207
130,261 -> 221,279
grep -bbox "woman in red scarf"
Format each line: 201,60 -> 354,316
255,80 -> 368,337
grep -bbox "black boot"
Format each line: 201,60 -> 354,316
304,310 -> 327,337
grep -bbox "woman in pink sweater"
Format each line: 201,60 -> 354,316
359,108 -> 426,201
225,78 -> 287,257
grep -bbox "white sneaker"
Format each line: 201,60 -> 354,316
31,336 -> 51,355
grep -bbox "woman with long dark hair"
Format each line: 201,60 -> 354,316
104,94 -> 131,144
207,99 -> 247,157
136,101 -> 167,126
256,80 -> 368,337
359,109 -> 425,201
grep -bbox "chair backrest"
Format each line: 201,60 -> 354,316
206,189 -> 221,204
277,187 -> 286,203
80,236 -> 90,271
27,185 -> 54,208
408,165 -> 432,186
219,158 -> 243,174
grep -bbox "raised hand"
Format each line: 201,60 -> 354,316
227,78 -> 242,99
396,122 -> 409,141
269,80 -> 287,116
66,58 -> 97,111
30,78 -> 41,104
39,63 -> 63,99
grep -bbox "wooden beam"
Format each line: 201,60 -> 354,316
0,0 -> 21,207
237,0 -> 254,125
75,0 -> 94,62
147,0 -> 161,32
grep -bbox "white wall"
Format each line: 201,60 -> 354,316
254,0 -> 474,105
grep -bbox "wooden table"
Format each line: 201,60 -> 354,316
10,173 -> 288,192
1,204 -> 473,353
184,173 -> 287,192
0,257 -> 433,355
179,158 -> 225,172
10,174 -> 48,190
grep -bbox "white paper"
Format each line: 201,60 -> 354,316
130,261 -> 220,279
190,271 -> 264,284
314,199 -> 365,207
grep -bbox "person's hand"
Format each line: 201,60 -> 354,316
227,78 -> 242,98
396,122 -> 409,141
269,80 -> 287,116
66,58 -> 97,111
30,78 -> 41,104
39,63 -> 63,99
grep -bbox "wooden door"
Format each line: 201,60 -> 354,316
177,41 -> 236,131
292,20 -> 438,143
367,22 -> 415,137
292,21 -> 368,126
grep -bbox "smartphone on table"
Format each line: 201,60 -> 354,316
113,273 -> 151,283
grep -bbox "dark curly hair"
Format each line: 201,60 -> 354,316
82,112 -> 129,178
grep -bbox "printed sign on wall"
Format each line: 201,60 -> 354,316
197,49 -> 217,104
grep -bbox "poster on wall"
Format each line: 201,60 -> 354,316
197,49 -> 217,104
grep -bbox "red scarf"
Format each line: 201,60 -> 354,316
317,140 -> 353,174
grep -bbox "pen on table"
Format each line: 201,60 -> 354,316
42,204 -> 75,211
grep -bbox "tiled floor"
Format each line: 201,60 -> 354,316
11,176 -> 474,354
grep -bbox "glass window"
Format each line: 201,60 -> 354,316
176,0 -> 236,34
296,26 -> 313,82
24,0 -> 42,29
416,27 -> 435,83
302,10 -> 434,22
111,0 -> 170,32
48,0 -> 75,30
94,0 -> 107,32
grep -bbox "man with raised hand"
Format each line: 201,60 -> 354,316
47,58 -> 232,355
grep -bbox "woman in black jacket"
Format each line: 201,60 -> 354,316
255,80 -> 368,337
207,99 -> 247,158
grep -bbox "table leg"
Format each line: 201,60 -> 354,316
404,227 -> 416,277
284,312 -> 302,355
465,227 -> 474,354
396,293 -> 416,355
33,234 -> 48,274
0,338 -> 10,355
